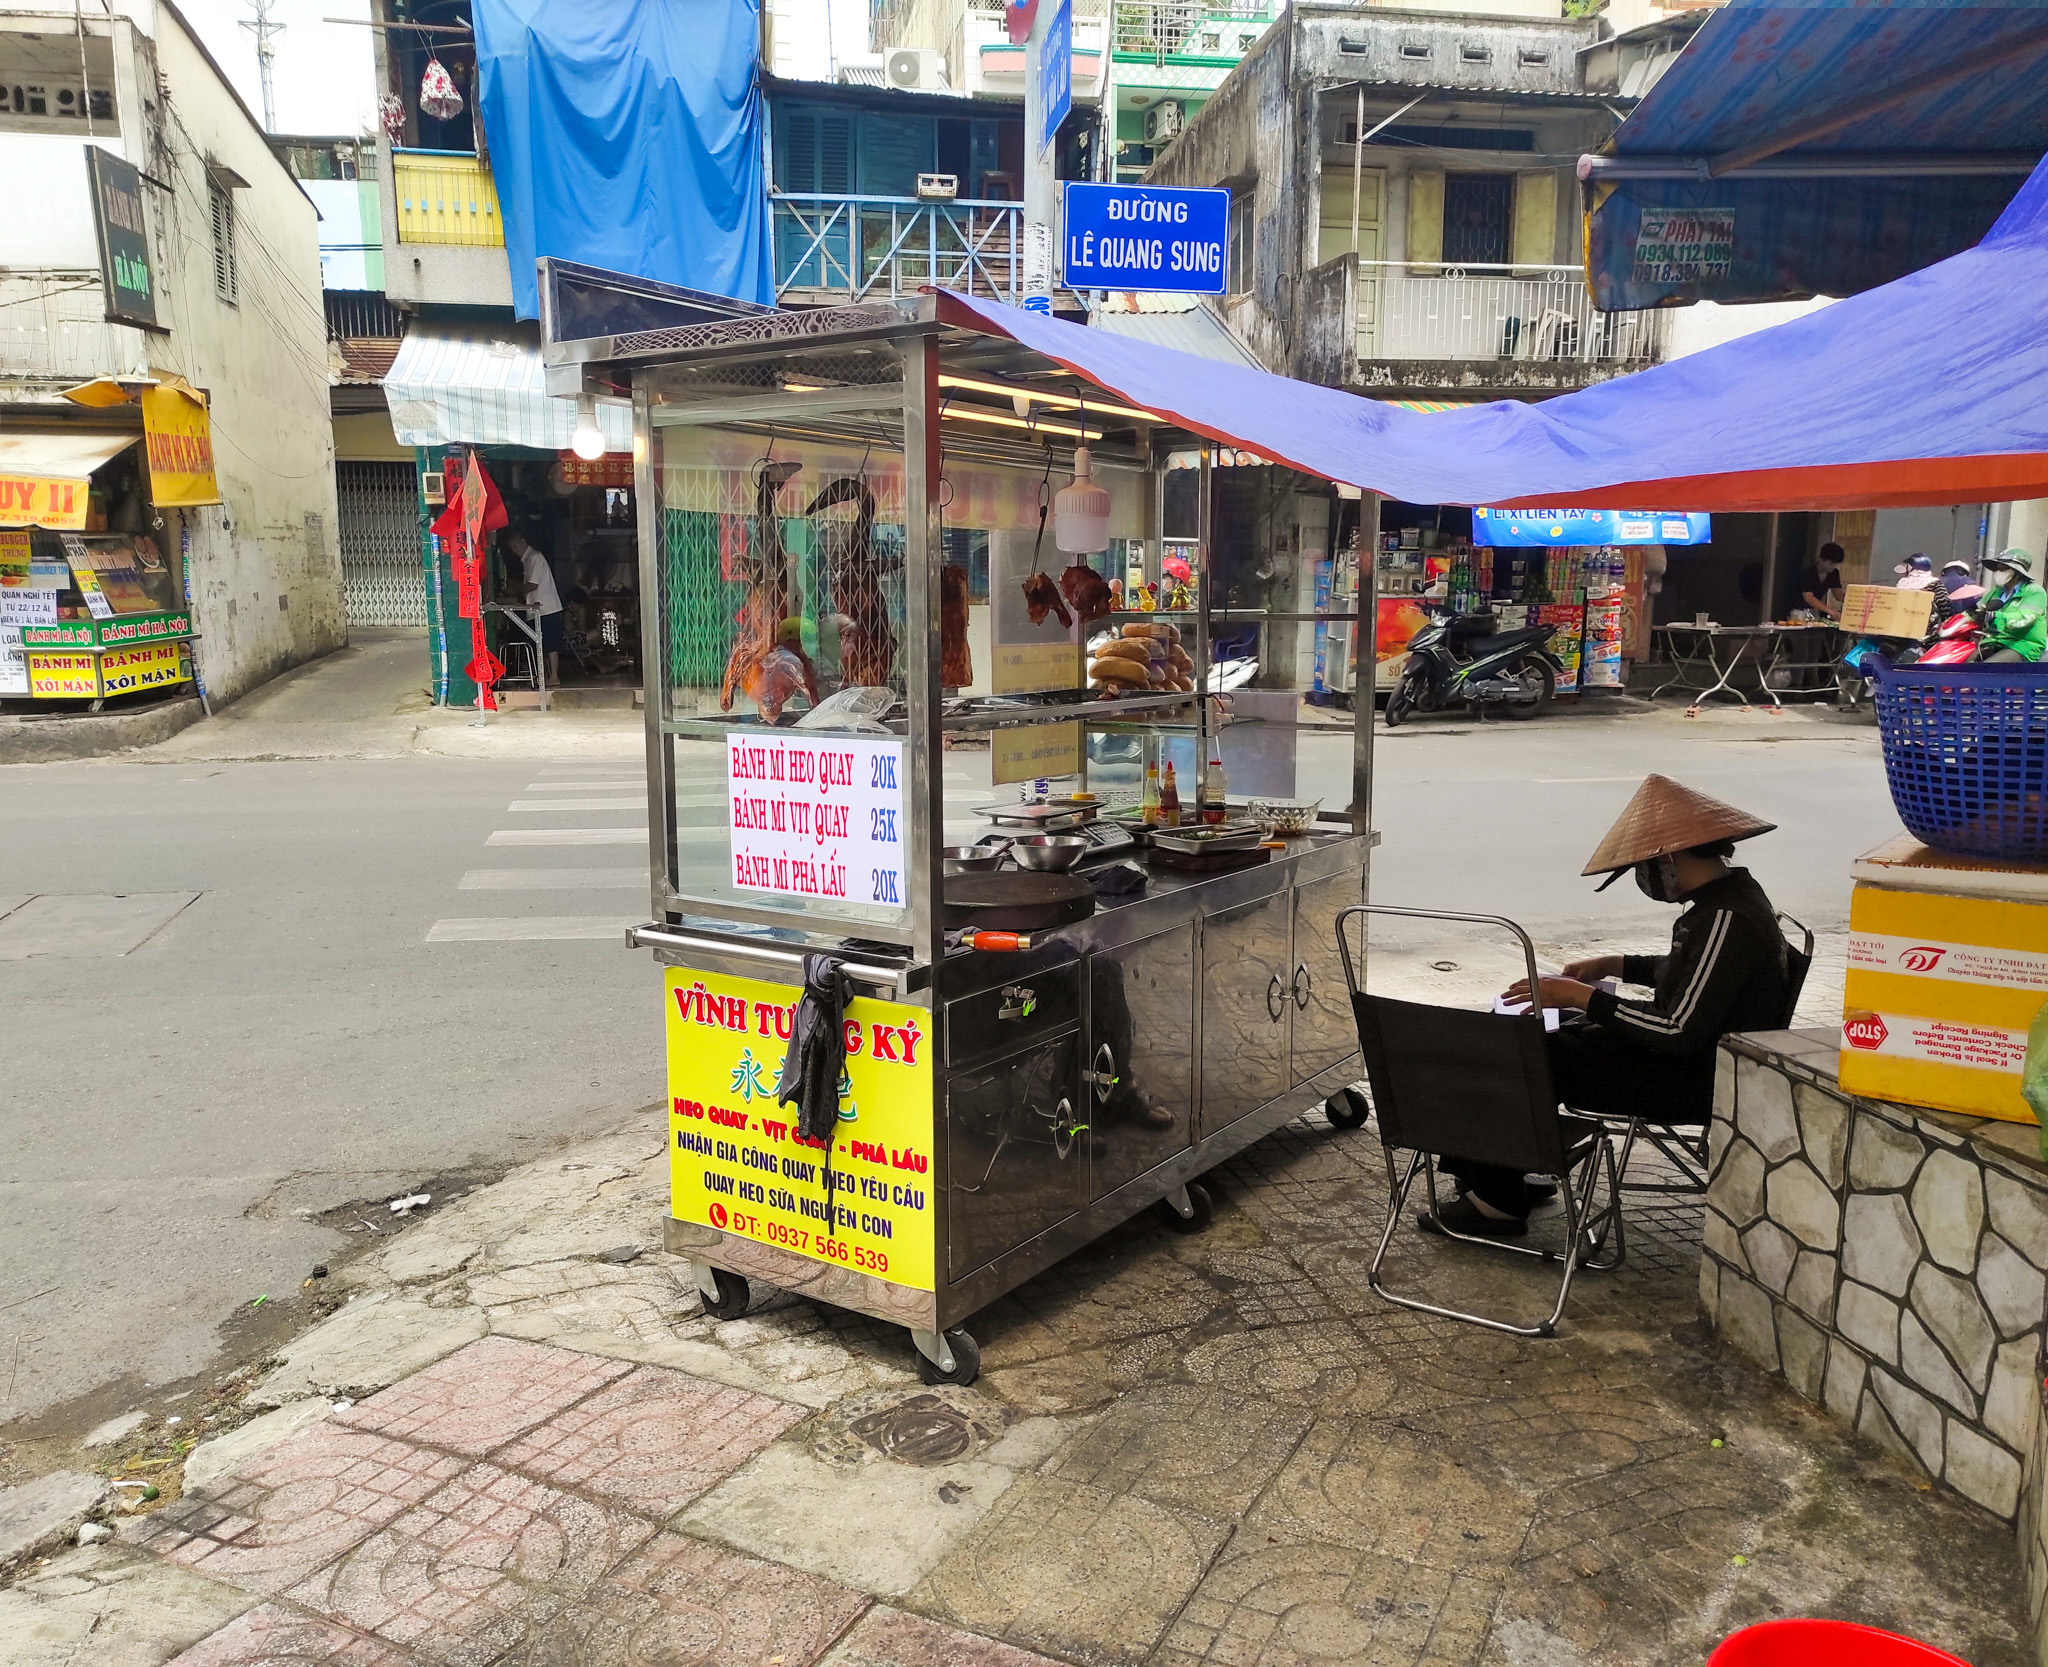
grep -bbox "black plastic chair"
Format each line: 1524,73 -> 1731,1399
1603,910 -> 1814,1195
1336,905 -> 1626,1338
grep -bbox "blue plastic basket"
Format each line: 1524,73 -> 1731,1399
1871,660 -> 2048,859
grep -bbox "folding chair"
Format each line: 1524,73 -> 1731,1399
1604,910 -> 1814,1195
1336,905 -> 1626,1338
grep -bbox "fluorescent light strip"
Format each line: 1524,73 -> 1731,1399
942,405 -> 1100,441
938,374 -> 1162,424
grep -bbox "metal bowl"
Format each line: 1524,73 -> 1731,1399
1248,797 -> 1322,837
942,843 -> 1008,875
1009,834 -> 1090,872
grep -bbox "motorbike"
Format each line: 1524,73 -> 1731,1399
1383,612 -> 1562,727
1838,611 -> 1987,703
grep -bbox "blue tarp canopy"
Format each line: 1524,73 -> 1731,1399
473,0 -> 773,320
1585,0 -> 2048,308
936,154 -> 2048,511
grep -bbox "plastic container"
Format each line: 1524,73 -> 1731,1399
1872,661 -> 2048,859
1707,1619 -> 1968,1667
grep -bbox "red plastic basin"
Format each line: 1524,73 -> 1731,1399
1708,1620 -> 1970,1667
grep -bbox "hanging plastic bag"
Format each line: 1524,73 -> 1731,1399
419,57 -> 464,122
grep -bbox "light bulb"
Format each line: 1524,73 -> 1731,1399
1052,445 -> 1112,554
570,393 -> 605,461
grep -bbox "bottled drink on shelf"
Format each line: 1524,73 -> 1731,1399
1202,749 -> 1227,826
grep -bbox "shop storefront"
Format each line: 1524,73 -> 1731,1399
0,407 -> 203,715
384,328 -> 639,710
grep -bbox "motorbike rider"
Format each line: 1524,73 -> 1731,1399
1977,550 -> 2046,664
1940,560 -> 1983,607
1423,775 -> 1787,1237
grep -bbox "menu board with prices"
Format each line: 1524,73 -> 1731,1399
727,733 -> 907,911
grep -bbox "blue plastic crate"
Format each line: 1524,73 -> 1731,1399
1871,661 -> 2048,859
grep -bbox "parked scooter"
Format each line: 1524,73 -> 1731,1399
1838,612 -> 1987,703
1383,612 -> 1562,726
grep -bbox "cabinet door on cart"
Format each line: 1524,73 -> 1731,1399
945,1033 -> 1088,1281
1291,871 -> 1365,1086
1087,923 -> 1194,1202
1199,891 -> 1291,1139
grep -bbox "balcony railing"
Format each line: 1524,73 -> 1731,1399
1356,262 -> 1667,364
0,271 -> 148,382
773,194 -> 1024,305
392,148 -> 503,247
1112,1 -> 1274,63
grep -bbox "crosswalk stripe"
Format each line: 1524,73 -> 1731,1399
487,828 -> 646,846
426,916 -> 639,942
520,781 -> 648,792
508,798 -> 647,812
459,868 -> 644,891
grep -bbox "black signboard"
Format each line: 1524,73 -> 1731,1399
85,145 -> 161,332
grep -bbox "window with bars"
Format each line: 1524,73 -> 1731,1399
209,182 -> 237,305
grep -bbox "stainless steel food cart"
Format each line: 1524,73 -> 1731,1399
543,274 -> 1377,1384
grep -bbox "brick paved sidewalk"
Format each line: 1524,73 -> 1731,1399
4,1110 -> 2030,1666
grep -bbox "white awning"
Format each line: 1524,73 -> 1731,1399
383,327 -> 633,452
1089,304 -> 1263,369
0,427 -> 140,480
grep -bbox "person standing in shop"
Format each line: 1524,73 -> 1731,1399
506,528 -> 566,685
1797,543 -> 1845,618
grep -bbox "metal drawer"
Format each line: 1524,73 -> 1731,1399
944,959 -> 1082,1067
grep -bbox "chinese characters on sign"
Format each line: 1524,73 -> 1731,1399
727,734 -> 906,911
1631,209 -> 1735,286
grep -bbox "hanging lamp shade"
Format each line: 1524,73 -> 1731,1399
1053,446 -> 1112,553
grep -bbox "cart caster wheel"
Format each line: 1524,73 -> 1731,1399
698,1268 -> 750,1321
1325,1086 -> 1371,1131
913,1328 -> 980,1387
1159,1181 -> 1213,1234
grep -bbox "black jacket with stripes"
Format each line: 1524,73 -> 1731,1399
1583,869 -> 1789,1059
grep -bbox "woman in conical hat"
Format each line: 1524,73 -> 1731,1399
1424,775 -> 1790,1240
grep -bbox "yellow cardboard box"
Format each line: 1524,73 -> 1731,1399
1838,583 -> 1934,640
1840,867 -> 2048,1123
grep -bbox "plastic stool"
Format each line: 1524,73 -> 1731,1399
1708,1619 -> 1969,1666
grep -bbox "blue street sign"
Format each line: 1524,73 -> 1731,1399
1060,182 -> 1229,293
1039,0 -> 1071,157
1471,508 -> 1711,547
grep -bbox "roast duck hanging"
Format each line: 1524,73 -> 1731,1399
721,459 -> 819,723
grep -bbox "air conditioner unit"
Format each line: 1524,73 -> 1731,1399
1143,100 -> 1184,144
886,48 -> 948,90
915,172 -> 959,200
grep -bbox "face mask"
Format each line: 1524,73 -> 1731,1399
1634,856 -> 1684,904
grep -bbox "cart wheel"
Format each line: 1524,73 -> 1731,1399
914,1328 -> 981,1387
699,1268 -> 751,1321
1159,1181 -> 1213,1234
1325,1086 -> 1371,1130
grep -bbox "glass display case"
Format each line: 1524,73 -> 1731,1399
546,283 -> 1376,1383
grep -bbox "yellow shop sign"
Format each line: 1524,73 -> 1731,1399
664,967 -> 936,1290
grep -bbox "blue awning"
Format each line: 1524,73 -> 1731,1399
1585,0 -> 2048,308
934,151 -> 2048,512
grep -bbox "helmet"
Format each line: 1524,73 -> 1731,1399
1894,554 -> 1933,575
1943,560 -> 1971,573
1986,548 -> 2035,579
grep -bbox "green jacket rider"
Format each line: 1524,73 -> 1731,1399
1979,549 -> 2046,663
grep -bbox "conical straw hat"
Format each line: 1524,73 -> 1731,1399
1582,774 -> 1776,876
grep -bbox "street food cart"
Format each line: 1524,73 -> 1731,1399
548,287 -> 1375,1384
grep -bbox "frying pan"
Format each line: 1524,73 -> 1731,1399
943,871 -> 1096,932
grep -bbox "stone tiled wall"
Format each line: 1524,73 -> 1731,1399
1701,1030 -> 2048,1530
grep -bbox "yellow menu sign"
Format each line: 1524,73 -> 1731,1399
141,381 -> 221,508
665,967 -> 936,1290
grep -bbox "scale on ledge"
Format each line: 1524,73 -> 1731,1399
973,800 -> 1138,861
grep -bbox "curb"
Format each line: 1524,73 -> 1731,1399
0,696 -> 205,764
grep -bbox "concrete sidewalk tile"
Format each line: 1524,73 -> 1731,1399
283,1462 -> 655,1665
819,1606 -> 1073,1667
495,1532 -> 869,1665
678,1444 -> 1016,1599
1042,1384 -> 1313,1519
490,1363 -> 806,1519
911,1475 -> 1230,1666
0,1544 -> 257,1667
130,1427 -> 467,1595
1152,1539 -> 1498,1667
334,1336 -> 633,1456
165,1602 -> 421,1665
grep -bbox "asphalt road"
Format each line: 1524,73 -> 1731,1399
0,647 -> 1896,1432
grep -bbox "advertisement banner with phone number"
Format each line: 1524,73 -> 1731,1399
665,967 -> 935,1290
